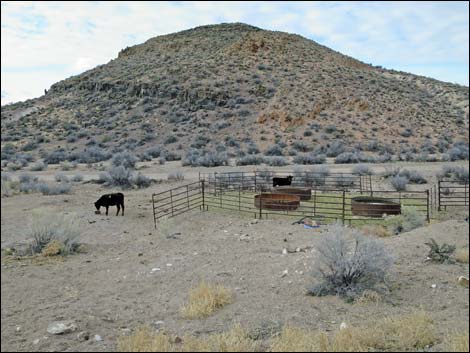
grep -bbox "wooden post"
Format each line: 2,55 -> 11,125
239,185 -> 241,211
214,172 -> 217,196
254,171 -> 257,193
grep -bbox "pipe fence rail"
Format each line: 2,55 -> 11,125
438,180 -> 469,210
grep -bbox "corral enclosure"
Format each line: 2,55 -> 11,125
150,170 -> 467,227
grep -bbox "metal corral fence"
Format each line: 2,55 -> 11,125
152,181 -> 204,226
437,180 -> 469,210
152,179 -> 431,228
202,178 -> 430,225
199,170 -> 372,193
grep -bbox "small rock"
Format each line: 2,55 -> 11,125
33,338 -> 40,345
138,253 -> 143,256
173,336 -> 182,344
16,326 -> 21,332
282,248 -> 287,255
154,321 -> 164,328
431,284 -> 437,289
94,334 -> 103,342
47,321 -> 78,335
77,331 -> 90,341
280,269 -> 288,278
151,268 -> 161,272
166,263 -> 172,267
295,247 -> 301,253
250,219 -> 258,225
340,322 -> 348,330
458,276 -> 469,288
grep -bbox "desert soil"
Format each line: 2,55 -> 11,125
1,161 -> 469,352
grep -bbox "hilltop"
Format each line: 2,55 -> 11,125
1,23 -> 468,167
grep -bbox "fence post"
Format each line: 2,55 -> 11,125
342,190 -> 346,225
259,187 -> 262,219
438,180 -> 441,211
359,175 -> 363,194
465,183 -> 468,206
239,184 -> 241,211
187,185 -> 190,210
313,188 -> 317,216
214,172 -> 217,196
152,194 -> 157,229
170,190 -> 174,217
426,189 -> 430,223
254,171 -> 257,192
201,180 -> 205,211
241,172 -> 244,191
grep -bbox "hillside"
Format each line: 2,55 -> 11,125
1,23 -> 469,167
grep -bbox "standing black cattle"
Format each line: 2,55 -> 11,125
94,193 -> 125,216
273,175 -> 293,187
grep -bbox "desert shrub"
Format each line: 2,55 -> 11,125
182,150 -> 228,167
37,182 -> 72,195
55,173 -> 69,183
30,161 -> 47,171
29,211 -> 80,255
386,206 -> 426,234
181,281 -> 232,319
292,141 -> 310,152
335,175 -> 355,188
447,142 -> 469,161
158,157 -> 166,165
146,145 -> 162,158
59,161 -> 77,171
309,224 -> 393,301
7,162 -> 23,171
224,136 -> 239,147
264,156 -> 288,166
100,166 -> 133,188
335,152 -> 360,164
167,172 -> 184,181
398,169 -> 427,184
19,174 -> 39,184
1,179 -> 15,197
112,152 -> 139,169
247,144 -> 260,155
43,150 -> 70,164
352,164 -> 373,175
324,125 -> 337,133
390,175 -> 409,191
303,129 -> 313,137
70,147 -> 111,163
132,172 -> 152,188
425,238 -> 456,264
326,140 -> 345,157
71,174 -> 83,182
236,155 -> 264,166
164,135 -> 178,144
293,153 -> 326,165
438,166 -> 469,183
383,167 -> 401,178
264,144 -> 284,156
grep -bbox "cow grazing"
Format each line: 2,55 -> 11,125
94,193 -> 125,216
273,175 -> 293,187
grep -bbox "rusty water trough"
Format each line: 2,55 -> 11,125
255,193 -> 300,211
272,187 -> 312,200
351,196 -> 401,217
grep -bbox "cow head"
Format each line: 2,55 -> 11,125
94,201 -> 101,214
287,175 -> 293,183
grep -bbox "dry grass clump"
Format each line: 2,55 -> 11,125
360,224 -> 392,238
444,332 -> 469,352
455,248 -> 469,263
41,240 -> 64,257
118,312 -> 436,352
117,324 -> 257,352
181,281 -> 232,319
354,289 -> 382,305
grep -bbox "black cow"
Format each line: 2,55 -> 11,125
273,175 -> 293,187
94,193 -> 125,216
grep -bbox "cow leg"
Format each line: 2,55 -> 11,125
105,206 -> 109,216
116,205 -> 120,216
121,203 -> 124,216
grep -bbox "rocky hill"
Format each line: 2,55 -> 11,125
1,23 -> 469,167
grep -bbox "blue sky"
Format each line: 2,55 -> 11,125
1,1 -> 468,105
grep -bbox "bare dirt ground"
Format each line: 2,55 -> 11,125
1,161 -> 469,352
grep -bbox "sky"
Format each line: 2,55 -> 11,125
1,1 -> 469,105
